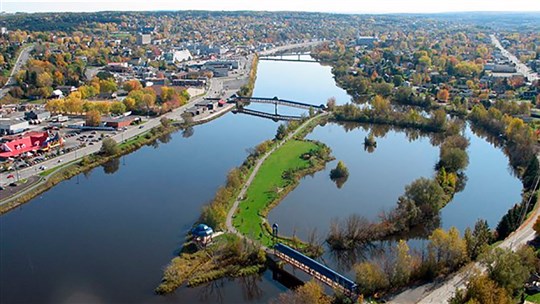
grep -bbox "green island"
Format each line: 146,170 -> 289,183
232,138 -> 331,246
156,114 -> 332,294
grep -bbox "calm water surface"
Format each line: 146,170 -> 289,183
0,55 -> 521,303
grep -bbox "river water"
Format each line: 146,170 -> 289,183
0,55 -> 522,303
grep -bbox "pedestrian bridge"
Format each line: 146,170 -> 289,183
231,96 -> 326,110
232,108 -> 304,122
273,243 -> 357,297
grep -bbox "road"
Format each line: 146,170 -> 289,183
0,77 -> 223,187
490,34 -> 539,83
0,44 -> 35,99
0,43 -> 309,205
225,113 -> 328,250
390,156 -> 540,304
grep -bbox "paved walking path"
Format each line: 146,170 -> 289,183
225,113 -> 327,250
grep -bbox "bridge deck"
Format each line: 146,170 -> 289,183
235,96 -> 325,110
234,108 -> 303,121
274,243 -> 357,293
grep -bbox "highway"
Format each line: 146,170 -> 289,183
0,44 -> 35,99
490,34 -> 539,83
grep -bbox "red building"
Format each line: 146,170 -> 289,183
103,116 -> 136,129
0,131 -> 62,159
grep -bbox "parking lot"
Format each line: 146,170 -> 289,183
0,127 -> 122,177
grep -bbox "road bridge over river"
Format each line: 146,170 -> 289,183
259,53 -> 318,63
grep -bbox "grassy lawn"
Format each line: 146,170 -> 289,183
118,131 -> 151,148
233,139 -> 319,246
526,293 -> 540,303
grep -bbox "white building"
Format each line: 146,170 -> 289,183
0,120 -> 29,135
164,50 -> 192,64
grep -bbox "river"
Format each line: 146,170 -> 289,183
0,55 -> 522,303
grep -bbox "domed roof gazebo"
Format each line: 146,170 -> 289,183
191,224 -> 214,247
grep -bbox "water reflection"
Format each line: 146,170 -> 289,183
196,274 -> 265,304
158,133 -> 172,144
182,126 -> 195,138
331,176 -> 348,189
102,158 -> 120,174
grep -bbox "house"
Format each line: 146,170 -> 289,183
0,120 -> 29,135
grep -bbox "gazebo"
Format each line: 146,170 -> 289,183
191,224 -> 214,247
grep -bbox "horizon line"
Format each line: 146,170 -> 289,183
2,9 -> 540,15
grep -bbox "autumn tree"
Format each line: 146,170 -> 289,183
326,96 -> 336,111
397,177 -> 448,226
36,72 -> 53,88
436,89 -> 450,102
99,78 -> 117,94
101,138 -> 119,156
64,94 -> 84,114
355,262 -> 389,295
372,95 -> 391,116
110,101 -> 127,115
430,108 -> 447,130
392,240 -> 413,286
272,280 -> 331,304
122,79 -> 142,92
427,227 -> 468,272
449,274 -> 512,304
481,246 -> 536,295
46,98 -> 65,114
330,161 -> 349,179
534,217 -> 540,235
123,97 -> 136,111
85,109 -> 101,127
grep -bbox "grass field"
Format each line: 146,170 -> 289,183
233,139 -> 319,246
527,293 -> 540,303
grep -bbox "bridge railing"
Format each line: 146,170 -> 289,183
274,243 -> 357,296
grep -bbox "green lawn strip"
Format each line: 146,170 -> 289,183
233,139 -> 318,246
526,293 -> 540,303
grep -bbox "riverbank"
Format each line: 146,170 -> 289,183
155,114 -> 331,295
0,122 -> 179,214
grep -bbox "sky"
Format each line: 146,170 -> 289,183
2,0 -> 540,14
